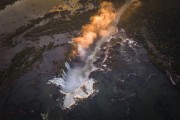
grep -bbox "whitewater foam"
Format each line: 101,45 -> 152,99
48,0 -> 138,109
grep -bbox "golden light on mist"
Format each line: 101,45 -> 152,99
72,1 -> 117,53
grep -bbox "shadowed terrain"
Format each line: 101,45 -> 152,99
0,0 -> 180,120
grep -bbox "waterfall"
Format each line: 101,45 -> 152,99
48,0 -> 138,109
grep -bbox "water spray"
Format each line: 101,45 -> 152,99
48,0 -> 140,109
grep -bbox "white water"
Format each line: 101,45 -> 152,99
48,34 -> 116,109
48,0 -> 137,109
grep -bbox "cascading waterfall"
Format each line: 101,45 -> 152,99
48,0 -> 139,109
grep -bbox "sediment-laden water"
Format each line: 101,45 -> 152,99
0,0 -> 180,120
0,0 -> 62,34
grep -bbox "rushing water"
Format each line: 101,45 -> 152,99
0,0 -> 180,120
1,28 -> 180,120
48,0 -> 138,109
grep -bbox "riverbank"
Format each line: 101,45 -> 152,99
0,0 -> 19,10
118,0 -> 180,88
0,0 -> 98,91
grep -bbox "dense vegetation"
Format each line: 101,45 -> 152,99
0,0 -> 19,10
0,4 -> 98,90
0,46 -> 46,90
25,9 -> 97,38
118,0 -> 180,85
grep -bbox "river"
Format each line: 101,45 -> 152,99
0,0 -> 180,120
0,0 -> 62,34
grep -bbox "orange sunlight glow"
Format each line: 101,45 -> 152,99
72,1 -> 117,55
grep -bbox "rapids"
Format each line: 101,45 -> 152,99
48,0 -> 139,109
